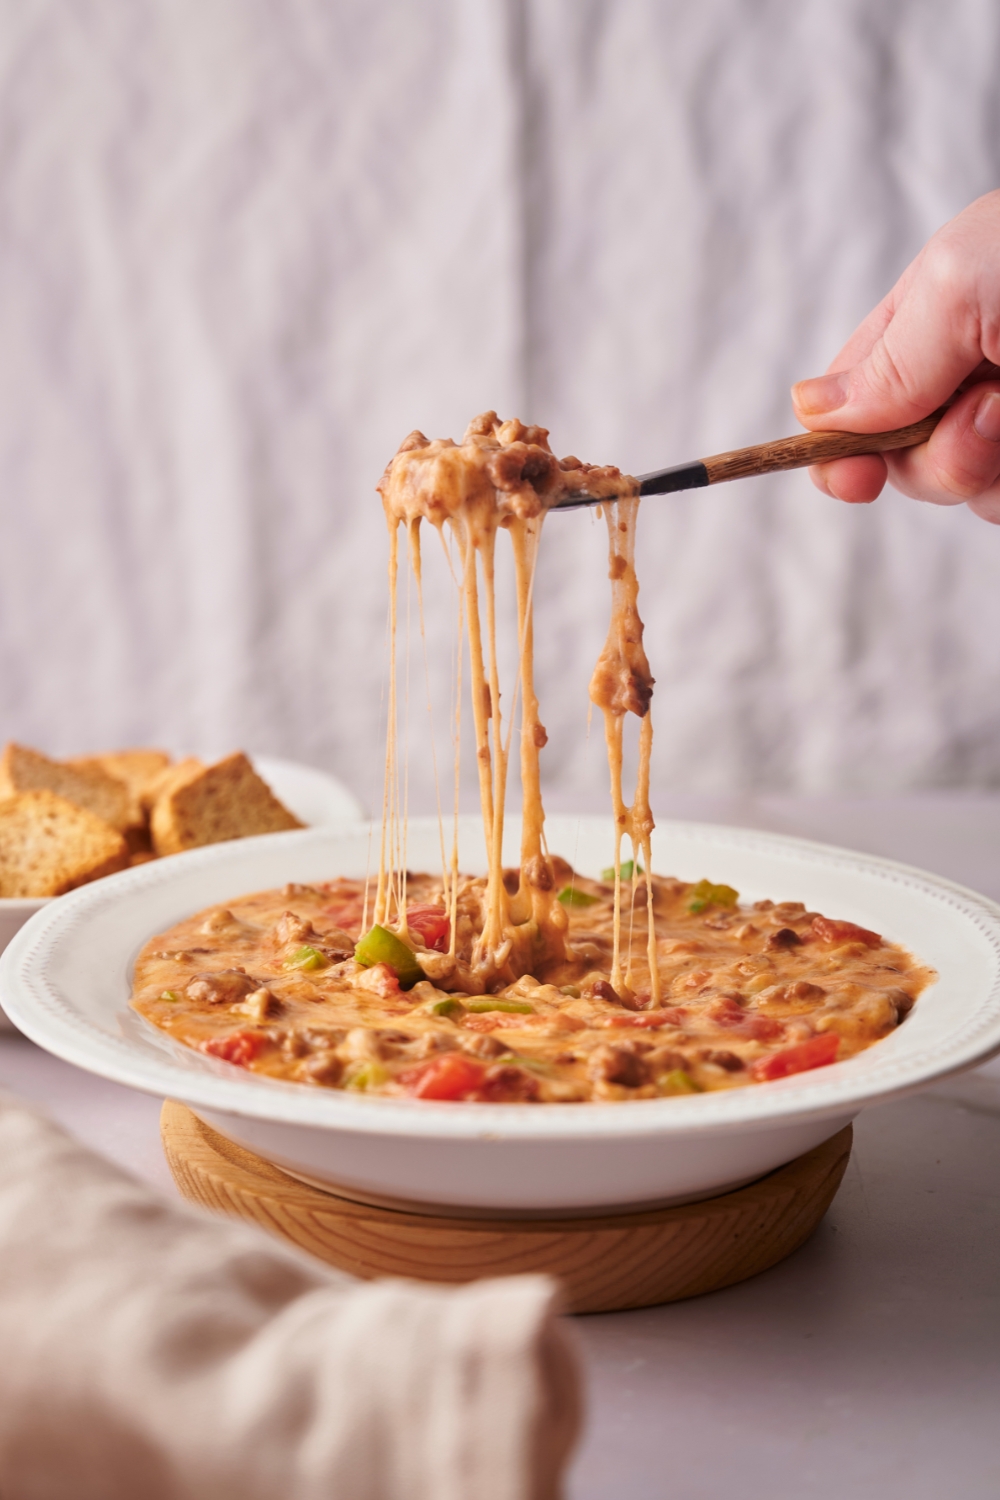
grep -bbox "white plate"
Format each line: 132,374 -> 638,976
0,756 -> 363,1030
3,814 -> 1000,1214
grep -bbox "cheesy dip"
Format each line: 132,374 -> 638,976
131,415 -> 932,1102
131,865 -> 932,1103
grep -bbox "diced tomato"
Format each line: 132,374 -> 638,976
403,904 -> 451,952
708,996 -> 746,1027
321,902 -> 366,936
353,961 -> 402,997
463,1012 -> 584,1035
811,916 -> 881,948
200,1030 -> 269,1068
396,1053 -> 486,1100
706,995 -> 783,1043
738,1015 -> 784,1042
752,1033 -> 840,1082
606,1007 -> 689,1029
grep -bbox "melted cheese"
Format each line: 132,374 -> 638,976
588,496 -> 659,1002
376,412 -> 634,990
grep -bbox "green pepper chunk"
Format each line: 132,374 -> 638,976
422,996 -> 464,1017
345,1061 -> 390,1092
463,998 -> 535,1014
284,944 -> 330,972
601,859 -> 643,882
497,1051 -> 554,1076
712,884 -> 739,906
159,990 -> 180,1003
687,878 -> 714,912
557,885 -> 599,908
354,924 -> 424,989
687,878 -> 739,914
658,1069 -> 701,1095
559,984 -> 581,999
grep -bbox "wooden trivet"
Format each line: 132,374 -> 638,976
161,1102 -> 851,1314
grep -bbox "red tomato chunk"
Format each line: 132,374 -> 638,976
811,916 -> 881,948
356,962 -> 401,997
607,1008 -> 689,1029
708,996 -> 745,1026
752,1033 -> 839,1082
200,1030 -> 269,1068
404,904 -> 451,952
738,1015 -> 784,1042
397,1053 -> 485,1100
705,996 -> 784,1041
322,908 -> 364,936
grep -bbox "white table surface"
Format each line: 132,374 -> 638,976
2,792 -> 999,1499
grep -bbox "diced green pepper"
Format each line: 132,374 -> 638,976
159,990 -> 180,1003
558,885 -> 599,907
354,925 -> 424,990
497,1051 -> 554,1076
284,944 -> 330,972
559,985 -> 581,999
601,859 -> 643,882
687,878 -> 739,913
345,1061 -> 390,1092
422,996 -> 464,1017
658,1069 -> 701,1095
687,878 -> 714,912
463,998 -> 535,1014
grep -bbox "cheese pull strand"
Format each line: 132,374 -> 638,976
589,495 -> 659,1004
377,413 -> 642,989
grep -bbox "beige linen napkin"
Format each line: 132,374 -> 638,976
0,1095 -> 581,1499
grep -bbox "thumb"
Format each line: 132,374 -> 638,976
792,245 -> 983,433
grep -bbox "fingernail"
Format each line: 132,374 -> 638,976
792,372 -> 850,416
973,391 -> 1000,443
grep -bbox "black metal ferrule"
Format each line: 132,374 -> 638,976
550,459 -> 709,510
638,461 -> 709,495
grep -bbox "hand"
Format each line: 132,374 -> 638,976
791,190 -> 1000,523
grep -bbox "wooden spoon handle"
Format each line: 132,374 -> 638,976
702,409 -> 944,485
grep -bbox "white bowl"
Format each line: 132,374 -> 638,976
3,815 -> 1000,1215
0,756 -> 363,1030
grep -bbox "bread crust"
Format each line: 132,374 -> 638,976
68,750 -> 172,828
0,790 -> 129,897
150,753 -> 303,856
0,743 -> 133,833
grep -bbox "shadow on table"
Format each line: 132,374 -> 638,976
569,1065 -> 1000,1500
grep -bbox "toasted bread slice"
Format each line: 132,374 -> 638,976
0,790 -> 129,897
69,749 -> 172,817
0,743 -> 133,833
150,752 -> 304,856
69,748 -> 173,837
140,757 -> 203,816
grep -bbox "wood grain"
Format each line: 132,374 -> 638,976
702,410 -> 943,485
161,1103 -> 852,1313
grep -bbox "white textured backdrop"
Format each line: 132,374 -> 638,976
1,0 -> 999,816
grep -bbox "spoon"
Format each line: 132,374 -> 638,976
552,409 -> 944,509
